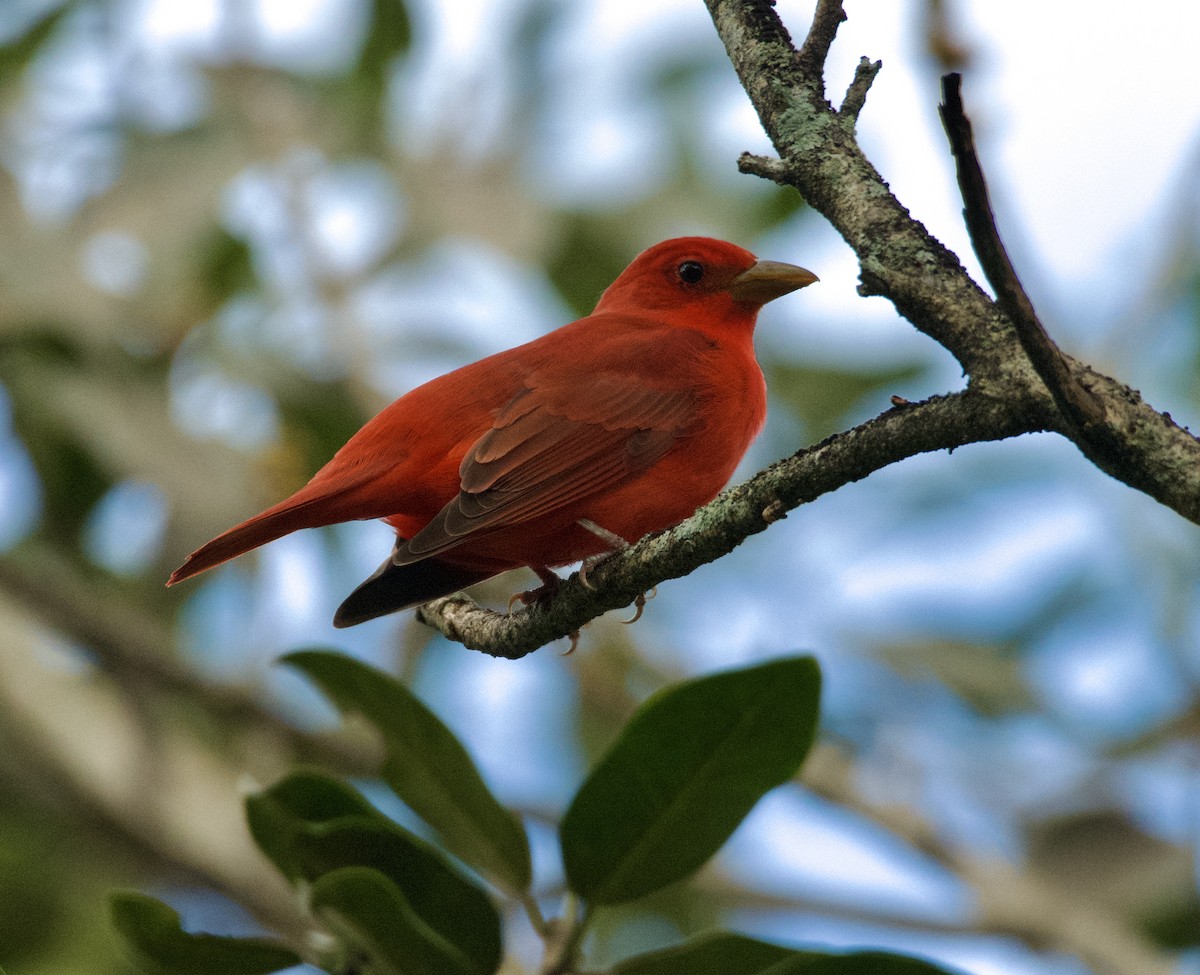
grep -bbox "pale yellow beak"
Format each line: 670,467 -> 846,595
726,260 -> 819,305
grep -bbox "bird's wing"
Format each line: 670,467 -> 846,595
392,361 -> 701,564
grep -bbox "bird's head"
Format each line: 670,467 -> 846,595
593,237 -> 818,320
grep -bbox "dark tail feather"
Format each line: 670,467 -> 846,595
333,556 -> 497,628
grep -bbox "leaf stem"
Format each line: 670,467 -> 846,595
522,892 -> 550,936
540,894 -> 590,975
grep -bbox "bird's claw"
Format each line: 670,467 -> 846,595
578,553 -> 610,591
508,566 -> 561,614
622,586 -> 657,624
560,629 -> 581,655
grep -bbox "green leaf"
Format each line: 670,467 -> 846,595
0,4 -> 73,88
246,771 -> 502,975
355,0 -> 412,89
109,892 -> 300,975
767,361 -> 927,441
763,951 -> 961,975
545,216 -> 633,318
613,932 -> 807,975
613,938 -> 959,975
283,651 -> 531,892
246,770 -> 379,883
198,227 -> 255,301
561,657 -> 821,904
310,867 -> 480,975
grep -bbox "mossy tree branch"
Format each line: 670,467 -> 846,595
417,388 -> 1042,657
707,0 -> 1200,517
416,0 -> 1200,659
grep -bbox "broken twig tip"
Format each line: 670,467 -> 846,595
738,152 -> 792,182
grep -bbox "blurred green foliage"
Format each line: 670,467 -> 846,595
0,3 -> 74,88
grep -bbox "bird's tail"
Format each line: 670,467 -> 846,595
333,555 -> 496,627
167,476 -> 383,586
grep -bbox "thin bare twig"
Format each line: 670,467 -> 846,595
935,72 -> 1199,499
937,74 -> 1106,435
841,56 -> 882,120
796,0 -> 847,81
706,0 -> 1200,531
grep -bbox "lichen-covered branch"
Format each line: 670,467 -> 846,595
417,388 -> 1041,657
417,0 -> 1200,659
708,0 -> 1021,379
936,72 -> 1200,519
703,0 -> 1200,524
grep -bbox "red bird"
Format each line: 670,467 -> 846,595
168,237 -> 817,627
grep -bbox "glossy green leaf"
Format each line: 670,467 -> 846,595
763,951 -> 960,974
246,771 -> 502,975
310,867 -> 479,975
561,657 -> 821,904
245,770 -> 377,882
109,892 -> 300,975
283,651 -> 531,892
614,938 -> 958,975
613,931 -> 808,975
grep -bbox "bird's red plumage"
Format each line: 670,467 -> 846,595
167,237 -> 816,625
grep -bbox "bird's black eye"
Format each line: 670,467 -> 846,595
677,260 -> 705,284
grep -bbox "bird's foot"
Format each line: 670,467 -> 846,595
575,518 -> 654,622
507,566 -> 561,615
576,519 -> 631,591
504,566 -> 584,654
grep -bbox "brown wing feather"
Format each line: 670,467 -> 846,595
393,369 -> 698,564
463,395 -> 581,491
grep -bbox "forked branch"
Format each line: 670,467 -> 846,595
418,0 -> 1200,661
